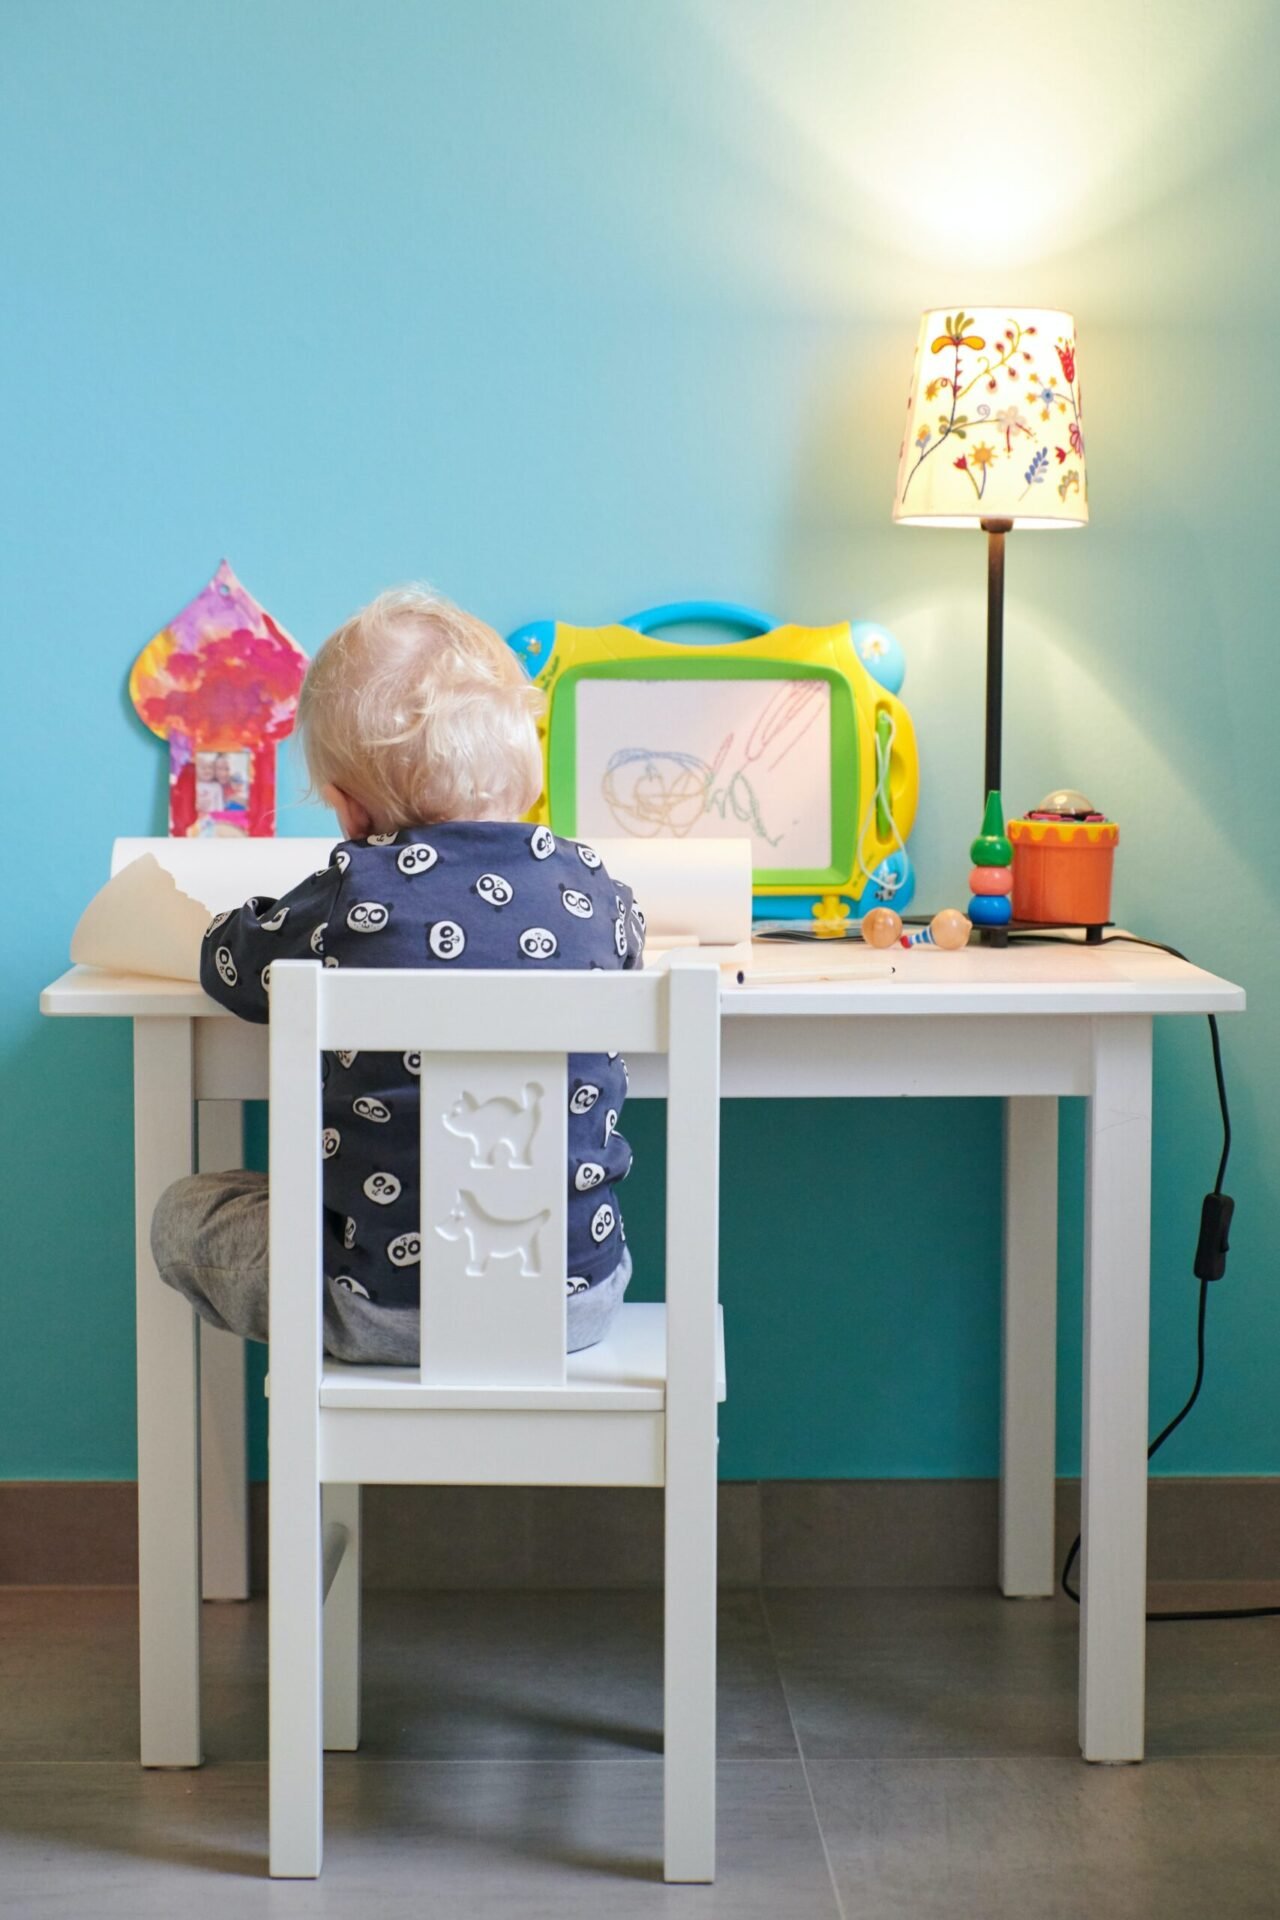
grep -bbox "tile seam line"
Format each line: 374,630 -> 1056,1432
759,1587 -> 850,1920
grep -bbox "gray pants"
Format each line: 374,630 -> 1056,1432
151,1170 -> 631,1364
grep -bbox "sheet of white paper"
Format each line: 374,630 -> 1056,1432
573,678 -> 832,868
71,855 -> 211,981
589,837 -> 751,946
104,833 -> 753,950
110,836 -> 337,911
74,828 -> 753,981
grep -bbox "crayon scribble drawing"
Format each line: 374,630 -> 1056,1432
575,679 -> 832,867
129,560 -> 308,838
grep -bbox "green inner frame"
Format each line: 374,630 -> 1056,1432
546,657 -> 858,887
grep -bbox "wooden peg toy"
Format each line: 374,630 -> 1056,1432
900,908 -> 972,950
858,907 -> 903,948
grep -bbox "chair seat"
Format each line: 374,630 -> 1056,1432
316,1302 -> 726,1412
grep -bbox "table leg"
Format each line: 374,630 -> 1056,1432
134,1018 -> 202,1766
1000,1096 -> 1059,1597
1080,1016 -> 1152,1762
197,1101 -> 250,1602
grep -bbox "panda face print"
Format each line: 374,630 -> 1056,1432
363,1170 -> 402,1206
633,904 -> 647,935
323,955 -> 340,969
347,901 -> 390,933
353,1095 -> 391,1123
260,905 -> 289,932
387,1231 -> 421,1268
367,831 -> 398,846
561,887 -> 593,919
260,964 -> 273,992
403,1050 -> 421,1076
343,1216 -> 357,1250
334,1049 -> 358,1070
529,825 -> 556,860
204,910 -> 231,940
614,915 -> 628,958
575,1161 -> 606,1192
398,843 -> 438,876
566,1276 -> 590,1297
428,919 -> 466,961
310,923 -> 326,954
604,1109 -> 618,1142
569,1083 -> 600,1115
518,927 -> 558,960
214,946 -> 237,987
334,849 -> 351,874
474,872 -> 513,908
589,1201 -> 616,1244
322,1128 -> 341,1159
335,1274 -> 371,1299
576,843 -> 602,870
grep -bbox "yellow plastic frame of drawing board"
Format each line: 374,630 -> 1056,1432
520,619 -> 918,904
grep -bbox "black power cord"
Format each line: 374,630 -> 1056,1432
1008,931 -> 1278,1623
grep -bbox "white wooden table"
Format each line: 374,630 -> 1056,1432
40,939 -> 1243,1770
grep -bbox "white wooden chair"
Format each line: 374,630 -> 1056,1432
267,956 -> 723,1882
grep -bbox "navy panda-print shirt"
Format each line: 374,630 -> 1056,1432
200,822 -> 644,1310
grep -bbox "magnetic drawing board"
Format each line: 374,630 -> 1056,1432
508,608 -> 920,909
573,676 -> 833,868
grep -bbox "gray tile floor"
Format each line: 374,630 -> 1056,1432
1,1585 -> 1277,1916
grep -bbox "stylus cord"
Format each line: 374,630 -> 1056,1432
853,710 -> 909,900
1010,932 -> 1278,1623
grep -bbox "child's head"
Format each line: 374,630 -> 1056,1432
298,587 -> 544,837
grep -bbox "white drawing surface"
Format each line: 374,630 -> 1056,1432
573,677 -> 832,866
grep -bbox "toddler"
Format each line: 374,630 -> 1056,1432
151,587 -> 643,1362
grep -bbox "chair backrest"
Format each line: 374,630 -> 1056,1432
267,959 -> 721,1393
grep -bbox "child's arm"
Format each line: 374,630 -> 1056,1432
200,859 -> 344,1022
613,876 -> 646,972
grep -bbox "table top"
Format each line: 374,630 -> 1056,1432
40,939 -> 1246,1021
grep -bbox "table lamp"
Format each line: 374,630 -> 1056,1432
892,308 -> 1087,803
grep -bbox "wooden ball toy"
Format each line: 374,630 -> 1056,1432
900,908 -> 972,950
859,906 -> 903,948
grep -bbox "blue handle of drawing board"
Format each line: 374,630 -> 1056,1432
620,601 -> 778,639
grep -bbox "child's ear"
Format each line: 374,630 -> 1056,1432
322,784 -> 374,841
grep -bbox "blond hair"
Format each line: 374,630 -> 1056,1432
297,587 -> 544,828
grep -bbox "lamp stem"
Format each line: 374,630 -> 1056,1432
981,517 -> 1012,801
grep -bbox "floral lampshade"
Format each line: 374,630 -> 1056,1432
892,307 -> 1087,530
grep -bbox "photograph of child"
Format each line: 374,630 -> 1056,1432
192,749 -> 252,837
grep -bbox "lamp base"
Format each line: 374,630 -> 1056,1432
1008,918 -> 1113,946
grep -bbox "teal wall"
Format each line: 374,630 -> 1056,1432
4,0 -> 1277,1481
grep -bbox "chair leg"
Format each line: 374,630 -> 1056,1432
269,1472 -> 324,1877
663,1438 -> 717,1881
323,1484 -> 362,1752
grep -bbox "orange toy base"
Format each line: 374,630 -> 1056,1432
1009,818 -> 1118,924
